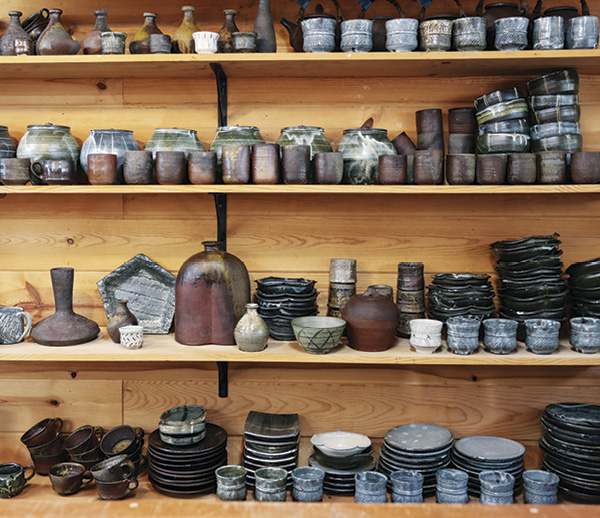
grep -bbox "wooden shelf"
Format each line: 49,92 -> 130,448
1,184 -> 600,195
0,50 -> 599,80
1,332 -> 598,366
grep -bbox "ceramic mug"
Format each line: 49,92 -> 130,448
0,158 -> 31,185
0,306 -> 32,344
119,325 -> 144,349
30,159 -> 77,185
101,32 -> 127,54
49,462 -> 93,496
96,477 -> 139,500
91,454 -> 136,483
0,463 -> 35,499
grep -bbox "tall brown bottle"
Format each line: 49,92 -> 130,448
218,10 -> 239,53
175,241 -> 250,345
172,6 -> 199,53
129,12 -> 162,54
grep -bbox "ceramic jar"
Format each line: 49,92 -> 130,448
175,241 -> 251,346
0,126 -> 16,158
83,9 -> 111,54
106,300 -> 138,344
172,6 -> 199,53
36,9 -> 80,55
80,129 -> 140,184
385,18 -> 419,52
277,126 -> 332,159
234,303 -> 269,352
145,128 -> 205,159
17,124 -> 80,185
130,12 -> 162,54
0,11 -> 33,56
341,287 -> 398,352
337,128 -> 397,185
210,126 -> 265,164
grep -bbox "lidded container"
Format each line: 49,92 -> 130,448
276,126 -> 333,158
0,126 -> 17,158
209,126 -> 265,163
145,128 -> 205,159
80,129 -> 140,184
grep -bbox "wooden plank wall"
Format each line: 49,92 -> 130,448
0,0 -> 599,468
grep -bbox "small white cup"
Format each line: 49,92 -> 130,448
193,31 -> 219,54
119,325 -> 144,349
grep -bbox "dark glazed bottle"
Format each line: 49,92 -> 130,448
130,12 -> 162,54
218,10 -> 239,53
30,267 -> 100,346
106,300 -> 138,343
172,6 -> 199,53
82,9 -> 111,55
254,0 -> 277,53
36,9 -> 81,55
0,11 -> 33,56
175,241 -> 251,345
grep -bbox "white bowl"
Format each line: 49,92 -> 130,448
193,31 -> 219,54
310,431 -> 371,457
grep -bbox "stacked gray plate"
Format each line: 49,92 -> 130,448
242,411 -> 300,488
451,436 -> 526,495
377,424 -> 454,497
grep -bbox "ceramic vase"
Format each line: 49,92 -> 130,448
0,11 -> 33,56
82,9 -> 111,54
129,12 -> 162,54
234,304 -> 269,352
106,300 -> 138,344
172,6 -> 199,53
218,10 -> 239,53
254,0 -> 277,52
36,9 -> 81,55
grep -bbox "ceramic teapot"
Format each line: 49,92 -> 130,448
357,0 -> 406,51
533,0 -> 590,23
280,0 -> 344,52
476,0 -> 529,47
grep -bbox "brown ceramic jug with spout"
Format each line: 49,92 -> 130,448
341,287 -> 398,352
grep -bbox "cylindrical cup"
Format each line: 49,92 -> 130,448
188,151 -> 217,184
453,16 -> 487,51
507,153 -> 537,184
391,469 -> 424,504
282,144 -> 311,184
397,289 -> 426,313
119,325 -> 144,349
340,19 -> 373,53
448,133 -> 476,154
378,154 -> 407,184
368,284 -> 394,299
446,154 -> 476,185
355,471 -> 388,503
392,132 -> 418,155
101,32 -> 127,55
419,19 -> 454,51
150,34 -> 172,54
156,150 -> 186,185
477,154 -> 506,185
417,132 -> 445,152
232,31 -> 258,53
566,15 -> 599,49
537,151 -> 567,184
397,262 -> 425,291
436,469 -> 469,504
328,282 -> 356,309
525,319 -> 560,354
254,467 -> 287,502
292,466 -> 325,502
533,16 -> 565,50
479,471 -> 515,505
124,151 -> 153,185
523,470 -> 559,505
416,108 -> 443,134
385,18 -> 419,52
314,152 -> 343,184
448,107 -> 477,134
413,150 -> 443,185
483,318 -> 518,354
222,145 -> 251,184
252,143 -> 280,184
330,258 -> 357,283
88,153 -> 118,185
216,465 -> 247,501
0,306 -> 32,344
301,17 -> 337,53
494,17 -> 530,51
446,316 -> 481,355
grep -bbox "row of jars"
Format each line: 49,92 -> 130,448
0,124 -> 403,185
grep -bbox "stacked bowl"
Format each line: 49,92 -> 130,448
540,403 -> 600,503
567,256 -> 600,318
451,436 -> 526,496
427,273 -> 496,322
308,430 -> 375,495
255,277 -> 318,341
378,424 -> 454,497
159,405 -> 207,445
20,417 -> 68,475
100,425 -> 146,476
396,262 -> 426,337
527,69 -> 583,153
491,234 -> 568,324
65,424 -> 105,470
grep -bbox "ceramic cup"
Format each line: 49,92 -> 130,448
0,306 -> 32,344
0,158 -> 31,185
301,17 -> 337,53
292,466 -> 325,502
523,470 -> 559,504
252,143 -> 280,184
27,434 -> 65,456
49,462 -> 93,496
436,468 -> 469,504
282,144 -> 311,185
537,150 -> 567,184
254,467 -> 287,502
216,465 -> 247,501
410,319 -> 443,354
446,154 -> 476,185
448,134 -> 476,154
355,471 -> 388,503
119,325 -> 144,350
341,19 -> 373,53
446,316 -> 481,355
222,145 -> 251,184
507,153 -> 537,184
64,425 -> 104,455
232,31 -> 257,53
397,262 -> 425,291
569,316 -> 600,354
420,19 -> 454,52
525,319 -> 560,354
156,150 -> 186,185
397,289 -> 425,313
96,478 -> 138,500
91,454 -> 136,483
328,282 -> 357,310
189,151 -> 217,185
390,469 -> 424,503
385,18 -> 419,52
378,154 -> 407,184
413,150 -> 444,185
483,318 -> 518,354
87,153 -> 118,185
566,15 -> 599,49
124,150 -> 153,185
330,258 -> 357,283
150,34 -> 172,54
494,17 -> 530,51
30,159 -> 77,185
454,16 -> 487,51
193,31 -> 218,54
101,32 -> 127,54
369,284 -> 394,300
479,470 -> 515,505
533,16 -> 565,50
477,153 -> 507,184
314,152 -> 343,185
0,463 -> 35,499
20,417 -> 64,448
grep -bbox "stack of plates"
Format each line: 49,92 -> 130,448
475,87 -> 530,154
255,277 -> 318,341
309,454 -> 377,495
566,257 -> 600,318
377,424 -> 454,497
427,273 -> 496,322
527,69 -> 582,153
540,403 -> 600,503
491,234 -> 568,323
147,423 -> 228,497
243,411 -> 300,488
451,436 -> 526,495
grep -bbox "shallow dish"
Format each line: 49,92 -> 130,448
385,424 -> 454,453
455,436 -> 526,463
244,411 -> 300,441
528,94 -> 579,110
474,87 -> 524,113
530,122 -> 581,141
476,99 -> 529,126
159,405 -> 206,436
476,133 -> 530,154
310,431 -> 371,457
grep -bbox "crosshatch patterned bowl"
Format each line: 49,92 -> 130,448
291,316 -> 346,354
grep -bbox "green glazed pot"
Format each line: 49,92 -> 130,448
276,126 -> 332,159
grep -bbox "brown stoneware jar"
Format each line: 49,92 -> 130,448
341,287 -> 398,352
129,12 -> 162,54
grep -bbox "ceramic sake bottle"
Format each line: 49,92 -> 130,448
172,6 -> 199,53
218,10 -> 239,53
129,12 -> 162,54
0,11 -> 33,56
234,303 -> 269,352
82,9 -> 111,54
254,0 -> 277,52
36,9 -> 81,55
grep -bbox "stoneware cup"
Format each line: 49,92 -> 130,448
101,32 -> 127,54
0,463 -> 35,498
91,454 -> 136,483
222,145 -> 251,184
49,462 -> 93,496
100,426 -> 144,457
254,467 -> 287,502
192,31 -> 218,54
96,477 -> 138,500
150,34 -> 172,54
301,17 -> 337,53
188,151 -> 217,184
30,159 -> 77,185
119,325 -> 144,350
533,16 -> 565,50
378,154 -> 407,184
446,154 -> 476,185
314,152 -> 343,184
507,153 -> 537,184
0,306 -> 32,344
566,15 -> 599,49
483,318 -> 518,354
570,151 -> 600,184
232,31 -> 258,53
419,19 -> 454,51
216,465 -> 247,501
330,258 -> 357,283
0,158 -> 31,185
252,143 -> 280,184
494,17 -> 530,50
569,316 -> 600,354
446,316 -> 481,355
454,17 -> 487,51
20,417 -> 63,448
385,18 -> 419,52
64,425 -> 104,455
355,471 -> 388,503
282,144 -> 311,185
87,153 -> 118,185
436,468 -> 469,504
124,150 -> 154,185
390,469 -> 424,503
413,150 -> 444,185
523,470 -> 559,504
156,150 -> 186,185
477,154 -> 507,184
340,19 -> 373,53
292,466 -> 325,502
397,262 -> 425,291
479,470 -> 515,505
410,319 -> 443,354
525,319 -> 560,354
537,151 -> 566,184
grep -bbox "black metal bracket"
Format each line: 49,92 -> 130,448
210,63 -> 228,127
212,193 -> 227,252
217,361 -> 229,398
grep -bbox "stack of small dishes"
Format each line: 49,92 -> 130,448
255,277 -> 318,341
147,422 -> 228,497
540,403 -> 600,503
242,411 -> 300,488
567,257 -> 600,318
527,69 -> 582,153
475,87 -> 530,154
309,431 -> 375,495
159,405 -> 207,445
427,273 -> 496,322
451,436 -> 526,496
491,234 -> 568,325
100,425 -> 146,476
378,424 -> 454,497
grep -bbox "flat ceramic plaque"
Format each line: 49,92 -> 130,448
97,254 -> 176,334
384,424 -> 454,453
455,436 -> 525,462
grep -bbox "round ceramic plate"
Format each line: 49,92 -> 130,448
244,443 -> 299,458
384,424 -> 454,453
478,118 -> 529,136
451,449 -> 524,469
308,453 -> 376,475
474,87 -> 524,113
148,424 -> 227,456
147,443 -> 227,463
454,436 -> 525,462
542,417 -> 600,445
526,69 -> 579,96
243,450 -> 297,465
149,477 -> 216,497
545,403 -> 600,429
380,442 -> 451,461
566,257 -> 600,277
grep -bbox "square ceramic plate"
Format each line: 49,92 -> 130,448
97,254 -> 176,334
244,411 -> 300,441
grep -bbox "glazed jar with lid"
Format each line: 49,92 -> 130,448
336,128 -> 397,185
145,128 -> 205,159
80,129 -> 140,184
0,126 -> 17,158
209,126 -> 265,163
276,126 -> 333,158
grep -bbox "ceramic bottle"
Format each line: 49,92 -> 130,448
36,9 -> 81,55
0,11 -> 33,56
172,6 -> 199,53
130,12 -> 162,54
234,303 -> 269,352
106,300 -> 138,343
218,10 -> 239,53
254,0 -> 277,52
82,9 -> 111,54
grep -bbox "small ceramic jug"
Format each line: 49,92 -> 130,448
234,303 -> 269,352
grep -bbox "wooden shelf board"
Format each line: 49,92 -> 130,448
1,184 -> 600,195
0,50 -> 599,79
1,332 -> 598,366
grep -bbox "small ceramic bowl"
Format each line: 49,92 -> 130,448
119,325 -> 143,349
570,316 -> 600,353
192,31 -> 218,54
291,316 -> 346,354
159,405 -> 207,445
310,430 -> 371,457
410,319 -> 443,354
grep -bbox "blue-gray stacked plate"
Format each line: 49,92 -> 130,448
566,257 -> 600,318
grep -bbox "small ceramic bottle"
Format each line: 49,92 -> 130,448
218,10 -> 239,53
106,300 -> 138,343
36,9 -> 81,55
172,6 -> 199,53
254,0 -> 277,52
234,303 -> 269,352
130,12 -> 162,54
0,11 -> 33,56
82,9 -> 111,54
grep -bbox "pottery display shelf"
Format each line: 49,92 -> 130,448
0,50 -> 599,80
0,331 -> 598,366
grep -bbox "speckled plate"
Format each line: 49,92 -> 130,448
455,436 -> 525,462
384,424 -> 454,453
545,403 -> 600,429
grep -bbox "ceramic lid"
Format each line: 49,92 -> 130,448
342,128 -> 388,135
27,123 -> 71,131
281,126 -> 324,132
217,125 -> 260,132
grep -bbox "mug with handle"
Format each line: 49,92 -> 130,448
0,307 -> 32,344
